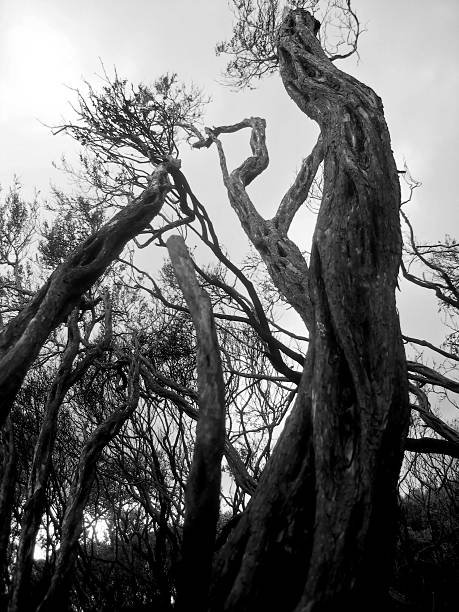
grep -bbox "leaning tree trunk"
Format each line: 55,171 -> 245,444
167,236 -> 226,612
210,10 -> 409,612
0,160 -> 175,427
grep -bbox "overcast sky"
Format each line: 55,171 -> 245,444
1,0 -> 459,351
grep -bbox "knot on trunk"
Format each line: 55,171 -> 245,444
280,9 -> 321,41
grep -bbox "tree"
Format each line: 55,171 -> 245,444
1,2 -> 458,611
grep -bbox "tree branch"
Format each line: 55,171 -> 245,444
405,437 -> 459,459
407,362 -> 459,394
193,118 -> 314,329
403,334 -> 459,363
138,360 -> 257,496
274,134 -> 323,233
409,384 -> 459,446
37,359 -> 140,612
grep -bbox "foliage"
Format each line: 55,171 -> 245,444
216,0 -> 361,88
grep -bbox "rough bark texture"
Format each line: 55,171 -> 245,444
196,118 -> 323,331
36,372 -> 140,612
210,363 -> 316,612
167,236 -> 226,612
0,161 -> 175,426
209,9 -> 409,612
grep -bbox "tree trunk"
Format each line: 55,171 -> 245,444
0,160 -> 175,427
210,10 -> 409,611
167,236 -> 226,612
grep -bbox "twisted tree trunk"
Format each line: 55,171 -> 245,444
210,10 -> 409,611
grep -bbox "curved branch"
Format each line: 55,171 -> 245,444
407,362 -> 459,394
138,356 -> 257,496
403,334 -> 459,363
37,360 -> 140,611
195,118 -> 314,329
409,383 -> 459,446
274,134 -> 323,233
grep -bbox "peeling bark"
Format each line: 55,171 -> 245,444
167,236 -> 226,612
210,9 -> 409,611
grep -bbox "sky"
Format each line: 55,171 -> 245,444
1,0 -> 459,354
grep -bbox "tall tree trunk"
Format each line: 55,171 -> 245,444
210,10 -> 409,611
167,236 -> 226,612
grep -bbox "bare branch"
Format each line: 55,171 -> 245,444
405,437 -> 459,460
195,117 -> 314,329
407,362 -> 459,395
274,133 -> 323,233
37,358 -> 141,611
401,209 -> 459,309
138,360 -> 257,496
403,334 -> 459,363
409,384 -> 459,446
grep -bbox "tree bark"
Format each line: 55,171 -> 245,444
167,236 -> 226,612
195,118 -> 323,331
210,9 -> 409,611
0,160 -> 175,427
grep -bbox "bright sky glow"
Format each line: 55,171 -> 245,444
1,15 -> 77,121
